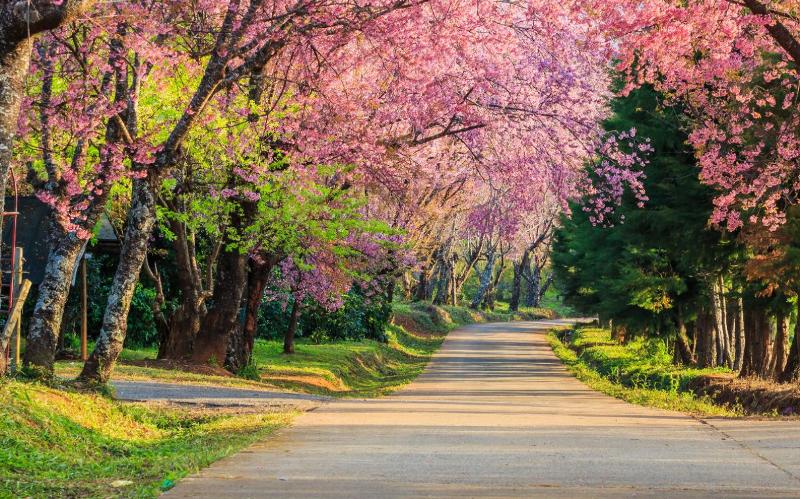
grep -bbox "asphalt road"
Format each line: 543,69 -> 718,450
113,379 -> 327,411
165,320 -> 800,498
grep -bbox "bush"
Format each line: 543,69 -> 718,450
301,286 -> 392,342
257,285 -> 392,343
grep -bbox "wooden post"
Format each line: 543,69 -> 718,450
1,280 -> 31,349
13,247 -> 22,369
81,256 -> 88,361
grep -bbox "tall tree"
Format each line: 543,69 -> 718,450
553,86 -> 745,367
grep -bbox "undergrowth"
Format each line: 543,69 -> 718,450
547,327 -> 739,417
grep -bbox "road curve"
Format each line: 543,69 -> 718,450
166,320 -> 800,498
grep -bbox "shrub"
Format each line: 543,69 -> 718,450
257,285 -> 392,343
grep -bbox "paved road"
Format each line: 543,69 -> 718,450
113,380 -> 327,410
166,320 -> 800,498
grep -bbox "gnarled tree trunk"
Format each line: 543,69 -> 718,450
226,255 -> 276,372
80,178 -> 156,383
470,246 -> 496,309
157,215 -> 211,360
191,247 -> 249,366
23,228 -> 84,373
190,200 -> 256,366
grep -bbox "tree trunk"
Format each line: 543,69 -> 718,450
525,262 -> 542,308
157,218 -> 208,360
80,179 -> 156,383
190,199 -> 256,366
470,247 -> 496,309
159,304 -> 203,359
780,307 -> 800,382
611,322 -> 627,343
191,248 -> 249,366
0,41 -> 34,374
23,229 -> 84,373
0,12 -> 95,371
432,249 -> 452,306
537,273 -> 554,307
225,256 -> 274,372
771,311 -> 789,379
0,41 -> 31,304
711,280 -> 732,368
675,307 -> 695,365
742,305 -> 771,378
414,265 -> 430,302
695,307 -> 717,368
733,297 -> 746,373
509,262 -> 522,312
284,299 -> 300,354
510,251 -> 530,312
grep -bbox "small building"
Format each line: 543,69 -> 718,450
3,196 -> 120,285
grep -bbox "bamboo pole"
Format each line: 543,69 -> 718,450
13,247 -> 23,369
81,257 -> 88,361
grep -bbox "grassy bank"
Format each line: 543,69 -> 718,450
55,302 -> 554,397
0,380 -> 292,498
548,326 -> 738,417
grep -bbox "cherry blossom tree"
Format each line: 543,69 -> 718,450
0,0 -> 94,226
0,0 -> 96,374
72,0 -> 615,382
18,2 -> 169,371
586,0 -> 800,230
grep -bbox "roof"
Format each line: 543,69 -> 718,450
3,196 -> 120,285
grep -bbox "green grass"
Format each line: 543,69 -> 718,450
547,327 -> 739,417
251,324 -> 445,397
569,327 -> 616,349
119,346 -> 158,362
55,360 -> 278,390
7,302 -> 560,497
537,286 -> 576,318
0,380 -> 293,498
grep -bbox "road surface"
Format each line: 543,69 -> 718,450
113,380 -> 326,410
166,320 -> 800,498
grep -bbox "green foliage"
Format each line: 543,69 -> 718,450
258,286 -> 392,343
250,302 -> 493,397
126,285 -> 161,348
302,287 -> 392,343
54,302 -> 551,399
57,255 -> 162,352
552,85 -> 743,337
548,327 -> 736,416
237,360 -> 262,381
250,301 -> 552,397
0,380 -> 292,498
